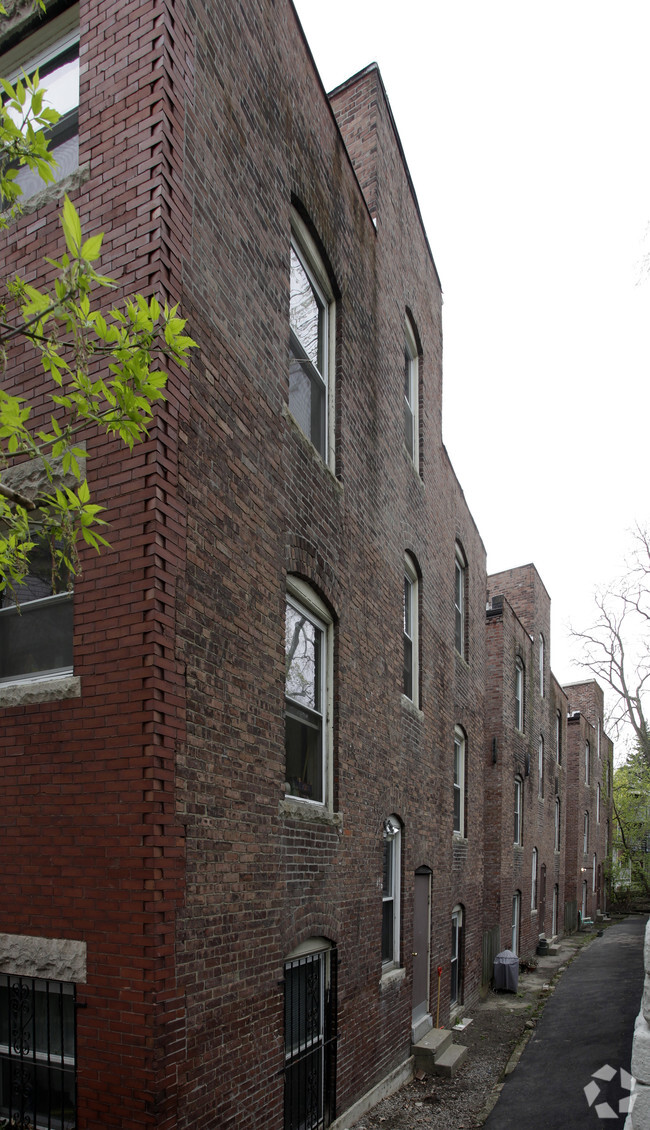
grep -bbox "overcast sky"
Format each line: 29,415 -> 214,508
293,0 -> 650,692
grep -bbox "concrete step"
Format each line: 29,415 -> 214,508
411,1027 -> 452,1073
432,1042 -> 468,1078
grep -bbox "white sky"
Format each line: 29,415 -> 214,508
293,0 -> 650,692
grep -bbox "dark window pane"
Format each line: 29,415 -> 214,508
285,706 -> 323,802
0,594 -> 73,681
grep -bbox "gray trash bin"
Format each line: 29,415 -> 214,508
493,949 -> 519,992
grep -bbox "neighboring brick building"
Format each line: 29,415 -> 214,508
563,681 -> 613,925
0,2 -> 612,1128
484,566 -> 570,964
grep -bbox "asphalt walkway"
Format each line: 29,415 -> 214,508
484,916 -> 647,1129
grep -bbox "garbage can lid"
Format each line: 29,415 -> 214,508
494,949 -> 518,964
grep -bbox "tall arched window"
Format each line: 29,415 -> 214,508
451,905 -> 464,1004
538,735 -> 544,798
454,543 -> 467,659
382,816 -> 402,969
404,317 -> 419,471
289,210 -> 335,465
514,776 -> 523,846
515,657 -> 525,731
403,554 -> 419,705
285,577 -> 333,806
539,633 -> 545,697
531,847 -> 538,910
453,726 -> 466,837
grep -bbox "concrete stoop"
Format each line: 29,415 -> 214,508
411,1027 -> 468,1077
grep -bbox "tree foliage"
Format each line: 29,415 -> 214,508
572,525 -> 650,765
612,750 -> 650,897
0,69 -> 195,597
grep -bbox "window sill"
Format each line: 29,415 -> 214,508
453,833 -> 468,844
4,163 -> 89,223
380,966 -> 406,991
0,674 -> 81,709
455,650 -> 470,670
279,797 -> 343,831
283,405 -> 343,491
401,694 -> 423,719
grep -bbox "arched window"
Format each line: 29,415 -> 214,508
289,210 -> 335,465
403,554 -> 419,705
512,891 -> 521,955
515,657 -> 525,731
552,884 -> 559,936
454,543 -> 467,659
539,633 -> 545,698
382,816 -> 402,969
531,847 -> 538,910
514,776 -> 523,846
554,797 -> 561,852
538,735 -> 544,798
451,905 -> 464,1004
585,740 -> 591,784
404,317 -> 419,470
556,709 -> 562,764
453,726 -> 466,837
583,811 -> 589,854
285,577 -> 332,806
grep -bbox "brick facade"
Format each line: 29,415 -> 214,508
0,2 -> 612,1128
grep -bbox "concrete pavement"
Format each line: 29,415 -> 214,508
483,916 -> 647,1129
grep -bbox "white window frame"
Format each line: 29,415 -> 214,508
1,4 -> 80,198
583,811 -> 589,854
284,577 -> 332,807
597,718 -> 601,759
514,776 -> 523,846
539,633 -> 545,698
454,543 -> 466,659
556,709 -> 562,764
531,847 -> 538,910
451,905 -> 463,1005
596,782 -> 601,824
552,884 -> 559,936
515,658 -> 524,732
289,210 -> 335,468
538,734 -> 544,799
512,891 -> 521,955
404,318 -> 419,471
403,555 -> 418,706
453,726 -> 466,838
592,853 -> 597,893
382,817 -> 401,969
554,797 -> 561,852
585,740 -> 590,785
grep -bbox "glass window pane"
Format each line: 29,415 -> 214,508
285,709 -> 323,802
0,595 -> 73,681
286,604 -> 321,712
290,249 -> 322,370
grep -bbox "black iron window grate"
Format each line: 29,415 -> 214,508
0,975 -> 76,1130
284,948 -> 337,1130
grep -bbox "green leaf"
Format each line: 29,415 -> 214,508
61,195 -> 82,256
81,233 -> 104,262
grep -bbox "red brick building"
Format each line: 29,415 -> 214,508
0,1 -> 612,1128
563,681 -> 613,926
